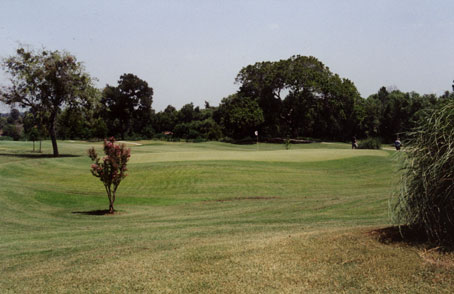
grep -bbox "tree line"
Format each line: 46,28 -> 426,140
1,47 -> 453,156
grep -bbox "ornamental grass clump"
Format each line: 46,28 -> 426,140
88,137 -> 131,214
393,101 -> 454,246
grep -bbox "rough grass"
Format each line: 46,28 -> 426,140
0,140 -> 453,293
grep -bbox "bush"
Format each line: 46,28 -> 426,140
358,137 -> 381,149
88,137 -> 131,214
392,102 -> 454,246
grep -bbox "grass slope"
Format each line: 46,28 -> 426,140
0,140 -> 452,293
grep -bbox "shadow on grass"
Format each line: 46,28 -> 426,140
371,226 -> 429,246
374,227 -> 454,254
0,153 -> 80,159
72,209 -> 117,216
371,226 -> 454,252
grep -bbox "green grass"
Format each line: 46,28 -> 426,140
0,140 -> 453,293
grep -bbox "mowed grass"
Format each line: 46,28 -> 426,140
0,140 -> 453,293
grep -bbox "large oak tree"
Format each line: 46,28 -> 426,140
236,55 -> 362,140
1,47 -> 95,156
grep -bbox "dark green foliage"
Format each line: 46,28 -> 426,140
393,101 -> 454,246
57,87 -> 102,140
2,123 -> 23,141
101,73 -> 153,139
152,103 -> 222,141
1,109 -> 25,141
0,116 -> 6,130
215,94 -> 264,140
358,138 -> 382,149
91,118 -> 108,140
363,88 -> 438,143
27,127 -> 40,142
57,107 -> 92,139
152,105 -> 178,134
173,118 -> 221,141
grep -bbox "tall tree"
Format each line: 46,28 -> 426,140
0,47 -> 95,156
363,87 -> 438,142
236,60 -> 286,137
101,73 -> 153,139
235,55 -> 362,140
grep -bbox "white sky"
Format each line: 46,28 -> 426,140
1,0 -> 454,113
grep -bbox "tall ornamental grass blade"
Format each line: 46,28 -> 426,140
393,101 -> 454,246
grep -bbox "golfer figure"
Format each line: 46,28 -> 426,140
394,137 -> 401,150
352,136 -> 358,149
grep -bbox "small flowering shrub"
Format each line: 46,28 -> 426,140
88,137 -> 131,213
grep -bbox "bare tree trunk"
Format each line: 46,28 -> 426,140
33,140 -> 35,152
49,126 -> 59,157
49,113 -> 59,157
111,188 -> 117,214
105,185 -> 114,214
39,140 -> 42,153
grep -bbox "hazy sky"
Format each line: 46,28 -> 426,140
1,0 -> 453,112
